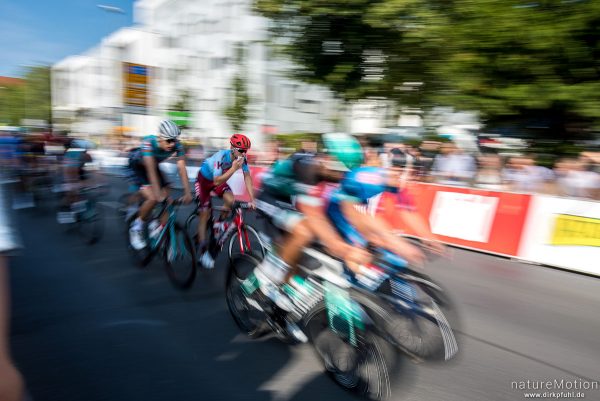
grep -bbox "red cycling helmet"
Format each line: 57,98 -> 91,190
230,133 -> 251,150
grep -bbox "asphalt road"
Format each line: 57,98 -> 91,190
7,175 -> 600,401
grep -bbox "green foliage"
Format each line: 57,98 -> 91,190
254,0 -> 600,138
169,91 -> 192,112
273,132 -> 322,151
223,44 -> 251,132
223,74 -> 250,132
0,66 -> 51,126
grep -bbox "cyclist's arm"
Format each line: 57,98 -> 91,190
340,200 -> 423,265
143,155 -> 163,200
175,157 -> 191,195
398,209 -> 436,243
296,198 -> 350,258
213,156 -> 244,186
213,167 -> 237,186
243,171 -> 255,202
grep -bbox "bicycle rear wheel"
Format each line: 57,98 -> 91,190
225,253 -> 268,338
164,223 -> 197,289
304,302 -> 398,401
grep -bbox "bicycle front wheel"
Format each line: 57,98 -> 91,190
185,212 -> 198,241
227,224 -> 265,264
164,223 -> 197,290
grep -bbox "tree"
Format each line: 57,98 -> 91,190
429,0 -> 600,137
255,0 -> 600,138
255,0 -> 442,105
169,91 -> 192,112
223,44 -> 250,132
0,66 -> 51,127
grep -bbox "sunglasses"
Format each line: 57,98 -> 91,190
165,138 -> 178,144
234,148 -> 247,154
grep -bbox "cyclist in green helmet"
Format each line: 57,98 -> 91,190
247,134 -> 371,340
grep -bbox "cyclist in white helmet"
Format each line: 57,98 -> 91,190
126,120 -> 193,250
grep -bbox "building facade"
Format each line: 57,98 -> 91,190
52,0 -> 342,147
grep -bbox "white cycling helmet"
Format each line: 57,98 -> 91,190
158,119 -> 180,140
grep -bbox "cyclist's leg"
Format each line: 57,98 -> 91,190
194,173 -> 214,254
137,186 -> 158,220
214,183 -> 233,221
158,186 -> 170,226
254,191 -> 310,285
135,163 -> 168,222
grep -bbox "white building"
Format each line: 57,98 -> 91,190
52,0 -> 341,147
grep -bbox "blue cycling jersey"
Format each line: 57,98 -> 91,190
200,149 -> 250,181
326,166 -> 413,252
339,166 -> 392,203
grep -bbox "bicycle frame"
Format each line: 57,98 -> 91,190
231,206 -> 253,253
149,201 -> 185,260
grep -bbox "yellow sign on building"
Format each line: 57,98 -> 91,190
123,62 -> 149,113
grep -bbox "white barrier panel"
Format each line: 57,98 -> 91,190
429,191 -> 499,243
518,195 -> 600,276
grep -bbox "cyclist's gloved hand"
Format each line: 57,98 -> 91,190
423,239 -> 446,257
404,245 -> 426,268
247,200 -> 256,210
343,245 -> 372,274
181,193 -> 193,205
154,190 -> 166,203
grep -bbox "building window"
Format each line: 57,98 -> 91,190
298,99 -> 320,114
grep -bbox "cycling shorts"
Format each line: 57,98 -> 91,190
126,159 -> 169,191
194,172 -> 232,211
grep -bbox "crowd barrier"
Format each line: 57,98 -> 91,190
231,167 -> 600,276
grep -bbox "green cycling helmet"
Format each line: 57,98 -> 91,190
321,133 -> 364,171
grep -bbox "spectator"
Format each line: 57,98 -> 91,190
555,157 -> 600,199
502,156 -> 554,193
418,141 -> 441,179
431,142 -> 476,186
474,153 -> 506,190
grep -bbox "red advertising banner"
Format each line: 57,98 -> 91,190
378,183 -> 533,257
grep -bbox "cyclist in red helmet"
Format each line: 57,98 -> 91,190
194,133 -> 256,268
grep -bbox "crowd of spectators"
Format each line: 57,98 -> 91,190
370,140 -> 600,200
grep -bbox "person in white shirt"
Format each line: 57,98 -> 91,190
431,142 -> 476,186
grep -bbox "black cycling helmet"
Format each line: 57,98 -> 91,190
390,148 -> 413,168
291,152 -> 321,186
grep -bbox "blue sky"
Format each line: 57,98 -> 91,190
0,0 -> 133,77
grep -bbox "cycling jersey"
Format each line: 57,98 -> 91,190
326,166 -> 414,247
260,154 -> 318,203
257,152 -> 320,233
195,149 -> 250,211
199,149 -> 250,181
129,135 -> 184,166
62,145 -> 92,181
127,135 -> 182,189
